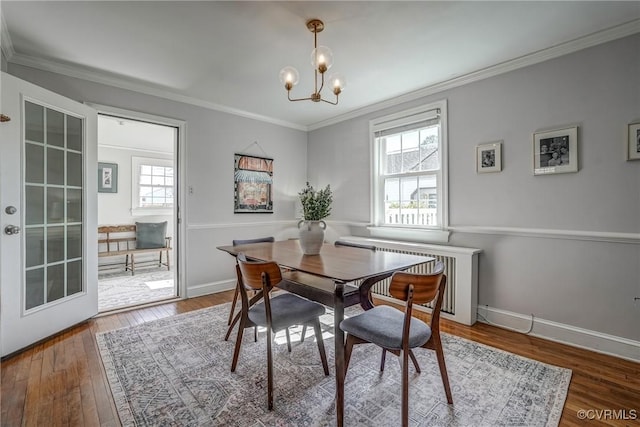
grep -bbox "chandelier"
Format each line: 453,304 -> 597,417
279,19 -> 345,105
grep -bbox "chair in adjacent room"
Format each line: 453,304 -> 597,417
232,253 -> 330,410
339,261 -> 453,427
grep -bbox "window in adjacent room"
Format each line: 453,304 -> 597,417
370,100 -> 448,241
132,156 -> 174,214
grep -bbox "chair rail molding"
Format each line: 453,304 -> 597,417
448,225 -> 640,244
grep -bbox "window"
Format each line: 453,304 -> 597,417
132,157 -> 174,214
370,100 -> 449,242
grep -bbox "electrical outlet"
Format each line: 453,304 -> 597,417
189,186 -> 194,194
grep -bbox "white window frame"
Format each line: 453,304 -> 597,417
369,99 -> 450,243
131,156 -> 174,216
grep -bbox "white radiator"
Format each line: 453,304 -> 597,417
341,237 -> 481,326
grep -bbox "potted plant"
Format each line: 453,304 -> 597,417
297,182 -> 332,255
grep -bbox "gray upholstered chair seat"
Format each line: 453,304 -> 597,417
249,293 -> 325,332
340,305 -> 431,350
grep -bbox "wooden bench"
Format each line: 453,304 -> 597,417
98,225 -> 172,275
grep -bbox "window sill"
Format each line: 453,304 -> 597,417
367,226 -> 450,243
132,208 -> 173,217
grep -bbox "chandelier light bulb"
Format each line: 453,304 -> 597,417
311,46 -> 333,73
279,66 -> 300,90
329,74 -> 346,95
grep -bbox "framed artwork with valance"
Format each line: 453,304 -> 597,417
234,154 -> 273,213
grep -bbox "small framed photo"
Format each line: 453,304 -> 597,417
476,141 -> 502,173
98,162 -> 118,193
627,122 -> 640,161
533,126 -> 578,175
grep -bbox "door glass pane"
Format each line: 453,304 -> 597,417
67,225 -> 82,259
67,116 -> 82,151
67,189 -> 82,223
25,143 -> 44,184
25,102 -> 44,143
67,260 -> 82,295
67,152 -> 82,187
25,186 -> 44,225
25,268 -> 45,310
47,147 -> 65,185
47,187 -> 65,224
23,101 -> 85,311
47,108 -> 64,148
47,226 -> 65,263
25,228 -> 44,268
47,264 -> 65,302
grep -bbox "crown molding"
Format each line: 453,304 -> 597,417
8,52 -> 308,132
4,18 -> 639,132
307,18 -> 640,131
0,10 -> 15,61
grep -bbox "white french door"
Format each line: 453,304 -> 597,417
0,72 -> 98,357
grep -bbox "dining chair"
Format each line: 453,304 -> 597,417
233,253 -> 330,410
225,237 -> 303,351
227,237 -> 275,325
339,261 -> 452,427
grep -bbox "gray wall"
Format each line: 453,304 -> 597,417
308,34 -> 640,342
8,63 -> 308,295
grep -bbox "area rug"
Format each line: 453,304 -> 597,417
96,304 -> 571,426
98,268 -> 175,311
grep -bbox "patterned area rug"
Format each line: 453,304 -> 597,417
98,268 -> 175,311
96,304 -> 571,426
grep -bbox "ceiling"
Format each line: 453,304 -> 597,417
2,1 -> 640,130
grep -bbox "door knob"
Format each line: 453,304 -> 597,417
5,206 -> 17,215
4,225 -> 20,235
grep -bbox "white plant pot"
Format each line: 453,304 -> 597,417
297,220 -> 326,255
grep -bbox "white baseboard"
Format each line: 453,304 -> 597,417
187,279 -> 235,298
477,305 -> 640,363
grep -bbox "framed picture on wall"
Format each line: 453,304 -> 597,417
234,154 -> 273,213
627,122 -> 640,161
98,162 -> 118,193
533,126 -> 578,175
476,141 -> 502,173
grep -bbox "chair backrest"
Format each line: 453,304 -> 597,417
334,240 -> 376,251
236,252 -> 282,291
232,236 -> 275,246
389,261 -> 445,305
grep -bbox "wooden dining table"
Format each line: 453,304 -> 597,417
217,239 -> 433,426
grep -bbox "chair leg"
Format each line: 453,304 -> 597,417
432,336 -> 453,404
231,320 -> 246,372
254,326 -> 258,342
300,325 -> 307,342
401,349 -> 410,427
344,334 -> 356,373
225,311 -> 242,341
408,349 -> 421,373
267,325 -> 274,410
313,320 -> 329,376
285,328 -> 292,353
380,349 -> 387,372
227,286 -> 239,325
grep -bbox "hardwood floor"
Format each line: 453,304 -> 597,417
2,292 -> 639,426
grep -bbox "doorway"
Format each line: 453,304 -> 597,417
97,114 -> 179,311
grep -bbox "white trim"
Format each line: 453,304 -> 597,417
187,220 -> 297,230
368,226 -> 451,244
308,19 -> 640,130
98,143 -> 172,156
187,279 -> 235,298
0,11 -> 15,62
449,225 -> 640,244
477,305 -> 640,363
11,53 -> 307,131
